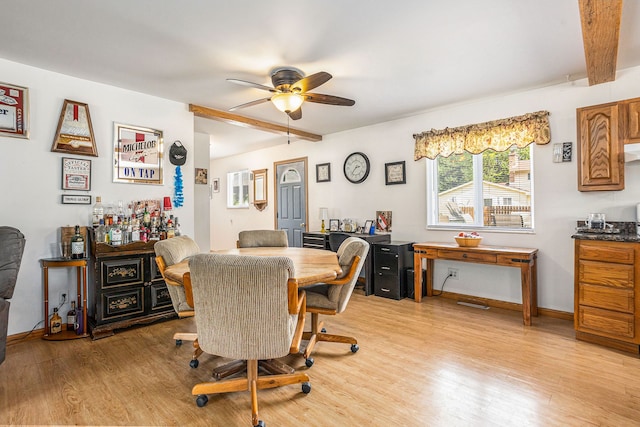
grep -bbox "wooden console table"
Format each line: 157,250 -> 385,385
412,242 -> 538,325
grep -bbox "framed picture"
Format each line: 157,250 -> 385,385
113,123 -> 163,185
61,194 -> 92,205
385,161 -> 406,185
61,157 -> 91,191
376,210 -> 392,232
363,220 -> 374,234
316,162 -> 331,182
51,100 -> 98,157
329,219 -> 340,232
195,167 -> 208,184
0,81 -> 29,139
212,178 -> 220,193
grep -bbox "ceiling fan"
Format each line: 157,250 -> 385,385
227,67 -> 355,120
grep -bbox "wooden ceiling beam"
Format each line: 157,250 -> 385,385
189,104 -> 322,142
579,0 -> 623,86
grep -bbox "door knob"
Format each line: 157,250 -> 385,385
300,223 -> 306,227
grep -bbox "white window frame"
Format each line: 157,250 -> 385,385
226,169 -> 250,209
425,148 -> 534,231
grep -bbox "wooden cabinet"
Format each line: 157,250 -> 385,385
623,98 -> 640,143
373,241 -> 413,300
88,239 -> 175,339
574,239 -> 640,352
577,102 -> 624,191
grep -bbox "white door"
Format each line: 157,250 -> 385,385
275,158 -> 307,247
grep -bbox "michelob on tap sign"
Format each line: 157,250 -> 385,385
114,123 -> 163,185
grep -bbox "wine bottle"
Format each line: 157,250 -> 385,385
67,301 -> 76,332
50,307 -> 62,334
71,225 -> 85,259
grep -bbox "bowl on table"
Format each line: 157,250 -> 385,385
454,236 -> 482,247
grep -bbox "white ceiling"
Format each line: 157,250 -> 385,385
1,1 -> 639,158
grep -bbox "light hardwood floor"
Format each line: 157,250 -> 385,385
2,292 -> 640,426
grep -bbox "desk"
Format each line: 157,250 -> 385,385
412,242 -> 538,326
40,257 -> 89,340
302,231 -> 391,295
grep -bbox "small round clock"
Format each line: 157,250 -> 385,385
343,152 -> 370,184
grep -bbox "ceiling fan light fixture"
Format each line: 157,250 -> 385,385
271,92 -> 304,113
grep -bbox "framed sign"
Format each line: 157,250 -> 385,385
61,194 -> 92,205
113,123 -> 163,185
62,157 -> 91,191
316,163 -> 331,182
51,100 -> 98,157
329,219 -> 340,232
0,81 -> 29,139
385,161 -> 406,185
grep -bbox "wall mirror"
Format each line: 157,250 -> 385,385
252,168 -> 267,211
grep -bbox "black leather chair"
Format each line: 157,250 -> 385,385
0,226 -> 26,365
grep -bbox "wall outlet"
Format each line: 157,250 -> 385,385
448,268 -> 459,280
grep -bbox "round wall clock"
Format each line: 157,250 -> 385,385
343,152 -> 370,184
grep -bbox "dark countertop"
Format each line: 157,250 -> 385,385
572,221 -> 640,242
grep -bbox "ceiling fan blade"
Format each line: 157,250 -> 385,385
304,93 -> 355,106
291,71 -> 332,93
227,78 -> 276,92
288,108 -> 302,120
229,97 -> 271,111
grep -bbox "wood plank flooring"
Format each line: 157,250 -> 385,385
2,292 -> 640,426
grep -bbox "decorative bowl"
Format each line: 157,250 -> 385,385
454,236 -> 482,247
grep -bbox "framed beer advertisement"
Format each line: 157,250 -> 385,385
62,157 -> 91,191
0,81 -> 29,139
51,99 -> 98,157
113,123 -> 163,185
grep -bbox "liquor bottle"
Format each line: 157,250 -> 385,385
50,307 -> 62,334
143,203 -> 151,229
92,196 -> 104,228
71,225 -> 85,259
174,217 -> 181,236
166,215 -> 175,239
104,204 -> 115,226
96,219 -> 106,243
67,301 -> 76,332
75,306 -> 84,335
116,200 -> 125,224
110,220 -> 122,246
131,213 -> 140,242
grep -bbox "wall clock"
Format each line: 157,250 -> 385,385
343,152 -> 370,184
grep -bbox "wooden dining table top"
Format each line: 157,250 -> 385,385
163,247 -> 342,287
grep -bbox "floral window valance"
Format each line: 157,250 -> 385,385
413,110 -> 550,160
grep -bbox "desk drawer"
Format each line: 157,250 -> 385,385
374,273 -> 406,300
578,306 -> 635,339
374,253 -> 400,275
437,250 -> 496,263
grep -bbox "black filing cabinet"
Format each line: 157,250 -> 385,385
373,241 -> 414,300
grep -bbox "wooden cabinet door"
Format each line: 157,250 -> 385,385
577,103 -> 624,191
625,99 -> 640,143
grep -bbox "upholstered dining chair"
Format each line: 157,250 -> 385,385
237,229 -> 288,248
0,226 -> 26,365
302,236 -> 369,367
188,253 -> 310,427
154,236 -> 202,366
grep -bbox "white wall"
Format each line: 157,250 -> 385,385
193,132 -> 211,252
0,58 -> 195,335
211,65 -> 640,313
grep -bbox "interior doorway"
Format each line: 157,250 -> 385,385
274,157 -> 308,247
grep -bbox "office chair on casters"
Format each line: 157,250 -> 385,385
189,253 -> 310,427
302,237 -> 369,367
237,229 -> 288,248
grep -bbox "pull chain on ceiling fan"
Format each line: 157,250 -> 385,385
227,67 -> 355,120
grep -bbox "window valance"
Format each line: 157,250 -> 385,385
413,110 -> 550,160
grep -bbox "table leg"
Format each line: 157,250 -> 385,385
520,262 -> 532,326
426,258 -> 434,297
531,256 -> 538,317
43,266 -> 49,335
414,251 -> 423,302
81,264 -> 88,335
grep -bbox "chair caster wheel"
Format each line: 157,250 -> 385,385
189,359 -> 199,368
255,421 -> 265,427
321,327 -> 327,333
305,358 -> 314,368
302,382 -> 311,394
196,394 -> 208,407
175,339 -> 182,346
351,344 -> 359,353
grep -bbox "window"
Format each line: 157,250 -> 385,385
226,170 -> 250,208
426,146 -> 533,230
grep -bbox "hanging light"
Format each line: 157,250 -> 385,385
271,92 -> 304,113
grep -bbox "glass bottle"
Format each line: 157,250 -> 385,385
50,307 -> 62,334
104,204 -> 115,226
96,218 -> 106,243
110,219 -> 122,246
71,225 -> 85,259
166,215 -> 175,239
92,196 -> 104,228
75,305 -> 84,335
143,203 -> 151,229
67,301 -> 76,332
131,213 -> 140,242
